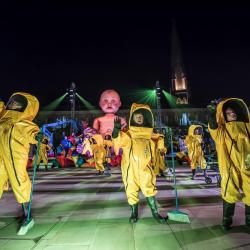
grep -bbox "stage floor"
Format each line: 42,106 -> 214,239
0,166 -> 250,250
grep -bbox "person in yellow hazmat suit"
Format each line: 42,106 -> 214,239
0,99 -> 5,117
76,134 -> 95,167
0,92 -> 43,227
103,133 -> 114,171
91,133 -> 110,176
208,98 -> 250,230
152,129 -> 167,177
112,103 -> 167,224
32,138 -> 51,171
185,125 -> 207,180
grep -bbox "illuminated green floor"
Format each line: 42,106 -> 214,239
0,167 -> 250,250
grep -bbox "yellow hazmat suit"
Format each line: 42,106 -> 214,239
185,125 -> 206,170
151,133 -> 167,176
209,98 -> 250,205
104,138 -> 113,164
0,101 -> 5,117
33,140 -> 51,167
91,134 -> 106,172
81,137 -> 93,156
0,92 -> 40,203
113,103 -> 158,205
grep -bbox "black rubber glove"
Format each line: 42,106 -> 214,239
112,117 -> 121,138
207,100 -> 218,129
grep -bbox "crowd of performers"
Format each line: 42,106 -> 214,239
30,122 -> 168,177
0,91 -> 250,235
29,126 -> 123,175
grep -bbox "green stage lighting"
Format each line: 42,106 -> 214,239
130,88 -> 157,108
162,90 -> 178,108
76,93 -> 96,110
41,92 -> 68,111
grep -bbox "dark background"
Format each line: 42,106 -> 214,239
1,3 -> 250,109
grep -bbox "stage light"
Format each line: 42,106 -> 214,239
76,93 -> 96,111
41,92 -> 68,111
162,90 -> 178,108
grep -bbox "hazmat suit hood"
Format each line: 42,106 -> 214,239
186,124 -> 203,143
216,98 -> 250,163
128,103 -> 154,139
1,92 -> 39,122
216,98 -> 249,125
188,125 -> 203,137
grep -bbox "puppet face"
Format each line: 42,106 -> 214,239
225,108 -> 237,122
99,90 -> 121,114
132,113 -> 144,125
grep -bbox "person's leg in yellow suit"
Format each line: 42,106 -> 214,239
41,152 -> 48,171
93,146 -> 105,175
241,169 -> 250,226
0,159 -> 9,200
200,155 -> 207,177
123,163 -> 162,223
154,150 -> 167,177
190,161 -> 197,180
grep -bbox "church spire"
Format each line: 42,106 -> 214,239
171,20 -> 190,105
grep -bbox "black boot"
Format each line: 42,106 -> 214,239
129,204 -> 138,223
96,170 -> 104,175
191,169 -> 196,180
104,163 -> 111,176
222,200 -> 235,230
245,205 -> 250,227
146,196 -> 167,223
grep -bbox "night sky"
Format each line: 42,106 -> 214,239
1,3 -> 250,110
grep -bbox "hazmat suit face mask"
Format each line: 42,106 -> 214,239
130,108 -> 153,128
132,113 -> 144,125
225,108 -> 237,122
104,134 -> 112,140
6,94 -> 28,112
194,127 -> 202,135
222,99 -> 249,123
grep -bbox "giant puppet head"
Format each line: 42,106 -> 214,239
99,89 -> 121,114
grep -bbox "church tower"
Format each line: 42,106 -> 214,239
171,20 -> 190,105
